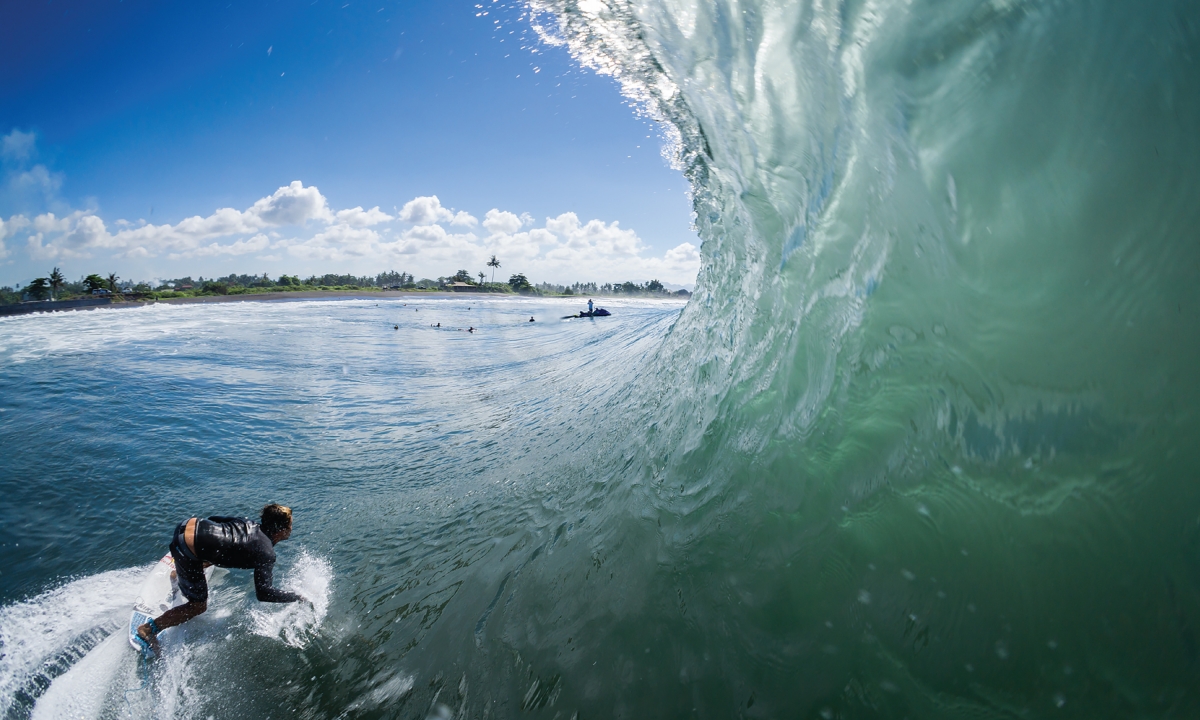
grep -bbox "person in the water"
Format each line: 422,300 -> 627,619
135,504 -> 309,656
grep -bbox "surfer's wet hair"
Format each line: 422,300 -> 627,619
261,504 -> 292,535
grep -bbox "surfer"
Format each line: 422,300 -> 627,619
134,504 -> 309,656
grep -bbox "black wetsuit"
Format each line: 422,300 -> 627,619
169,516 -> 302,604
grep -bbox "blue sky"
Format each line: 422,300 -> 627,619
0,0 -> 698,288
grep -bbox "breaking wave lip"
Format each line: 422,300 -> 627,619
437,0 -> 1200,717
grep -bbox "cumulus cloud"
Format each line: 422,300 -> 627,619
173,234 -> 271,259
335,205 -> 394,227
482,208 -> 525,235
13,181 -> 337,260
0,164 -> 699,287
287,224 -> 383,261
246,180 -> 333,225
450,211 -> 478,227
398,195 -> 455,225
476,211 -> 701,285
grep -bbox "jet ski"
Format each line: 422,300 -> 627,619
562,308 -> 611,319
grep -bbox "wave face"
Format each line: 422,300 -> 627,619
494,0 -> 1200,716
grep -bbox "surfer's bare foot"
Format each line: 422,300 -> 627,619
137,623 -> 161,656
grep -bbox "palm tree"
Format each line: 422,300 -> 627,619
478,271 -> 486,285
107,273 -> 119,292
48,267 -> 64,300
487,255 -> 501,283
83,274 -> 106,292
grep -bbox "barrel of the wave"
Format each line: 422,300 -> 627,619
128,553 -> 216,654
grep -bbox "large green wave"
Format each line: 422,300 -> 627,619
480,0 -> 1200,716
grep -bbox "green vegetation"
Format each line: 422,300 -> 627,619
1,258 -> 690,306
508,273 -> 533,293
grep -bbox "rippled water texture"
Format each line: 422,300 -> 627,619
5,0 -> 1200,716
0,297 -> 682,718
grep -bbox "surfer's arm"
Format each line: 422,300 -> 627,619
253,563 -> 304,603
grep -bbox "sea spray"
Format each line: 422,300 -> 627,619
249,551 -> 332,648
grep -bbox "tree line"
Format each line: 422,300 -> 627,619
1,260 -> 690,304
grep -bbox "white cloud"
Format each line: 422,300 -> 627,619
334,206 -> 394,227
450,211 -> 478,227
62,214 -> 109,251
0,215 -> 28,259
482,208 -> 524,235
543,212 -> 643,256
173,233 -> 271,259
1,130 -> 35,163
398,195 -> 455,225
246,180 -> 333,225
0,168 -> 699,287
663,242 -> 700,265
286,225 -> 384,261
12,182 -> 335,260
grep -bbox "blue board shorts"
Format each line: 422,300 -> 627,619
169,520 -> 208,603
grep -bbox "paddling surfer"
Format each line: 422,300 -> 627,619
135,504 -> 310,656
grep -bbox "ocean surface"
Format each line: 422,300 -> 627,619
0,296 -> 683,718
5,0 -> 1200,717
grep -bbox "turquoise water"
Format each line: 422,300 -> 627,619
6,0 -> 1200,717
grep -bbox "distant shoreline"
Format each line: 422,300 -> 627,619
0,289 -> 682,318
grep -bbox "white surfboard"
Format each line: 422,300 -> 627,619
128,552 -> 214,653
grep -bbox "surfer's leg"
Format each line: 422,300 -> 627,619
138,600 -> 206,655
140,536 -> 211,654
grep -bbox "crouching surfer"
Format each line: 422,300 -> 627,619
135,503 -> 310,656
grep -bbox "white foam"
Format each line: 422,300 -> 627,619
0,565 -> 146,717
30,632 -> 128,720
249,551 -> 332,648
